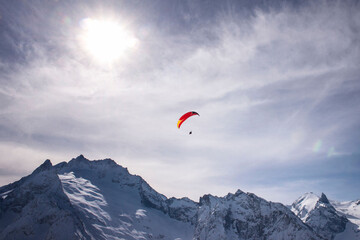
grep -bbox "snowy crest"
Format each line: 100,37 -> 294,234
1,156 -> 359,239
291,192 -> 360,240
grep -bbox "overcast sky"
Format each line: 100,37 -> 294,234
0,0 -> 359,204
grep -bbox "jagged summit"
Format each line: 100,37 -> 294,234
233,189 -> 245,196
70,154 -> 88,163
319,193 -> 330,204
291,192 -> 351,240
64,154 -> 115,164
1,156 -> 359,239
74,154 -> 86,160
53,155 -> 121,174
0,157 -> 89,239
32,159 -> 53,175
291,192 -> 319,221
196,189 -> 320,240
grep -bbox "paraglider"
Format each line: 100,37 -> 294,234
177,111 -> 199,134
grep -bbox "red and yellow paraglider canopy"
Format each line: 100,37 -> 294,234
177,111 -> 200,129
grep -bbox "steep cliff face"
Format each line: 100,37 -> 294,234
306,193 -> 348,240
194,190 -> 321,240
331,198 -> 360,231
291,192 -> 359,240
166,197 -> 199,224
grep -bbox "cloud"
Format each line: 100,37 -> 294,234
0,0 -> 359,202
0,141 -> 69,186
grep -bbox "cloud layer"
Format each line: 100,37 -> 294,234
0,0 -> 359,203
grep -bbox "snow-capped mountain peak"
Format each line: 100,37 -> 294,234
291,192 -> 319,221
1,156 -> 359,240
319,193 -> 330,204
291,192 -> 360,240
195,190 -> 321,240
0,159 -> 90,239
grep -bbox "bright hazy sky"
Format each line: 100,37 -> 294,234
0,0 -> 359,204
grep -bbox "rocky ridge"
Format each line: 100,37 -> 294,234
0,155 -> 358,239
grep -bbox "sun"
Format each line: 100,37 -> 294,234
80,18 -> 138,63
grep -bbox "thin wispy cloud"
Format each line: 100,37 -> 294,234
0,0 -> 359,203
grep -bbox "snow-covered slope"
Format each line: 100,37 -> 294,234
55,155 -> 319,239
55,155 -> 194,240
332,199 -> 360,240
291,192 -> 319,221
0,160 -> 89,240
2,155 -> 357,240
331,199 -> 360,230
291,192 -> 360,240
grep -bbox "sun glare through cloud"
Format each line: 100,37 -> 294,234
0,0 -> 359,212
79,18 -> 138,63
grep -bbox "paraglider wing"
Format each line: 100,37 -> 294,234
177,111 -> 199,129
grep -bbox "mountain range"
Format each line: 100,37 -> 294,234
0,155 -> 359,239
